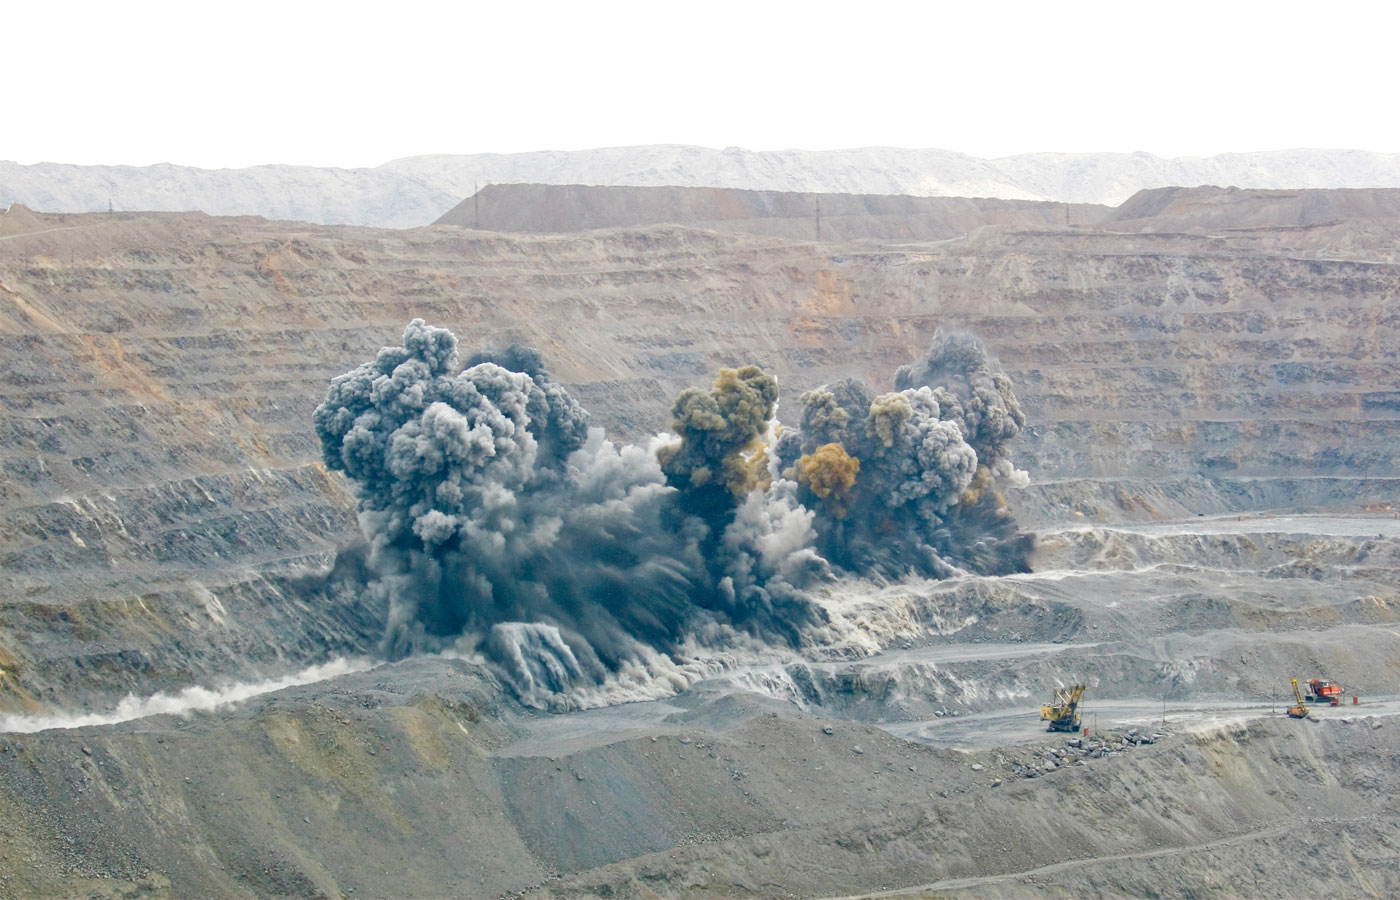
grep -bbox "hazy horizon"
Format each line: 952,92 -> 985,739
7,143 -> 1400,172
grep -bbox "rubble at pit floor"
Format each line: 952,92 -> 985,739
1007,728 -> 1166,779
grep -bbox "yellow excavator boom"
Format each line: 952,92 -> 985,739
1040,684 -> 1087,731
1287,678 -> 1309,719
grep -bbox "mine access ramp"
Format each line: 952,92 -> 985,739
1041,684 -> 1086,732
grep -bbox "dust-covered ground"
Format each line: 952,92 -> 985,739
2,512 -> 1397,899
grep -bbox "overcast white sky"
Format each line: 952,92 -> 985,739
8,0 -> 1398,169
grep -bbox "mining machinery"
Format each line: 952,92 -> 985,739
1040,684 -> 1086,732
1306,678 -> 1342,706
1286,678 -> 1310,719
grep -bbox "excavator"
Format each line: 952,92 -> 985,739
1306,678 -> 1342,706
1286,678 -> 1311,719
1040,684 -> 1086,732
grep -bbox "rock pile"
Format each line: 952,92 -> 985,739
1010,728 -> 1166,779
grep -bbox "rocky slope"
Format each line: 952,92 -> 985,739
0,650 -> 1396,900
3,187 -> 1400,898
3,192 -> 1400,714
6,146 -> 1400,227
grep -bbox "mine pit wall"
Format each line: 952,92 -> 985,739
1,208 -> 1399,708
0,672 -> 1394,900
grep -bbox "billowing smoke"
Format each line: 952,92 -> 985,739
656,364 -> 779,512
776,330 -> 1033,577
894,330 -> 1027,466
315,321 -> 825,705
316,321 -> 1032,707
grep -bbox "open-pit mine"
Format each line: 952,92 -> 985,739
1,184 -> 1398,899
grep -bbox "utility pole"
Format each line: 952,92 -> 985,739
815,198 -> 821,241
474,182 -> 480,231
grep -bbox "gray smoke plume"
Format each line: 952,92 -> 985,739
316,322 -> 1031,706
779,330 -> 1033,577
315,321 -> 826,705
895,330 -> 1027,464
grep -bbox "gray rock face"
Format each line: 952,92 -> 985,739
6,146 -> 1400,227
6,185 -> 1400,900
2,190 -> 1399,710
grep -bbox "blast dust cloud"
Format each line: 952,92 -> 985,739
315,320 -> 1034,707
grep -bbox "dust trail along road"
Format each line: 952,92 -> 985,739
0,657 -> 377,733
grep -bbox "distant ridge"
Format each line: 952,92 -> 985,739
4,146 -> 1400,228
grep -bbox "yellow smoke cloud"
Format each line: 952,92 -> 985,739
958,465 -> 1005,510
660,365 -> 779,500
868,392 -> 913,449
797,442 -> 860,518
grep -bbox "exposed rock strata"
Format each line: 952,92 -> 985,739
1,196 -> 1398,709
3,189 -> 1400,900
